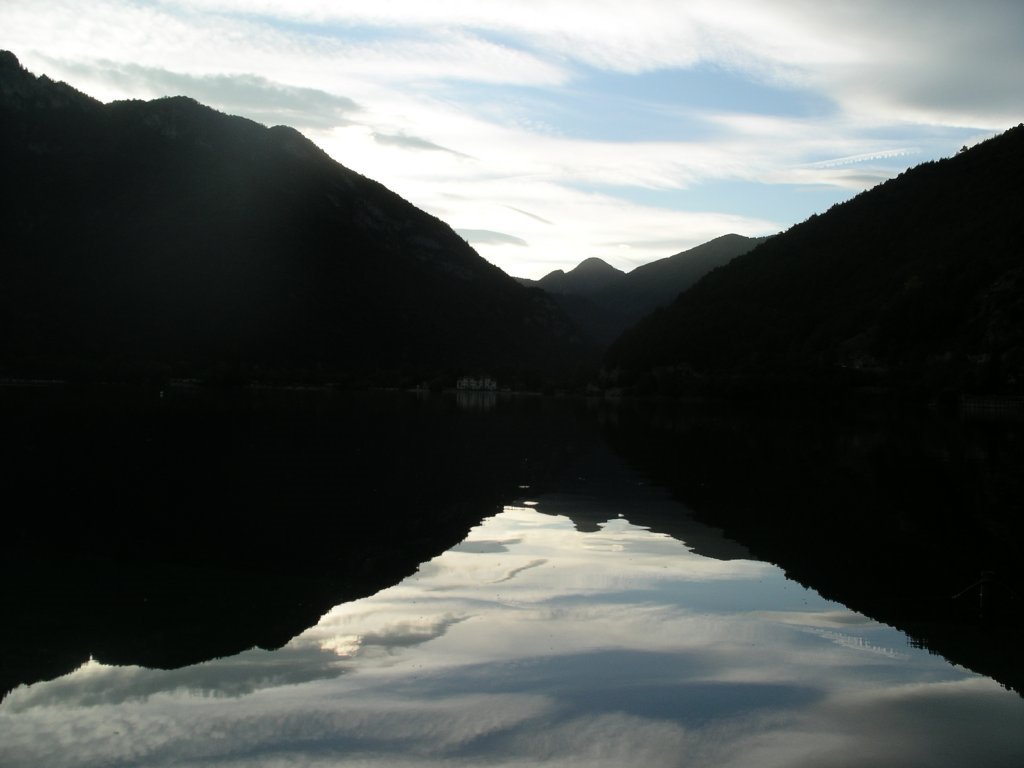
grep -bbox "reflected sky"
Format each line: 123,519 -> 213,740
3,489 -> 1024,767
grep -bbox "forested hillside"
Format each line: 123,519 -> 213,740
0,51 -> 586,386
608,126 -> 1024,398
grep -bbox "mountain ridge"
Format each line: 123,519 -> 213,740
517,234 -> 767,345
534,256 -> 626,296
0,51 -> 588,386
607,125 -> 1024,397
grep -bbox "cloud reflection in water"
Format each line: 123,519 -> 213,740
2,499 -> 1023,768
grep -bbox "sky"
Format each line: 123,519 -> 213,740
2,1 -> 1022,279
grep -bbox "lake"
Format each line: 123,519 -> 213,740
1,387 -> 1022,766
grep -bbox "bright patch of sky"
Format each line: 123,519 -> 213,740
2,1 -> 1021,278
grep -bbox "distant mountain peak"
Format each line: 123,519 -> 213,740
538,257 -> 624,297
571,257 -> 622,275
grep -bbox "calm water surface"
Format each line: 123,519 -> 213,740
3,442 -> 1023,768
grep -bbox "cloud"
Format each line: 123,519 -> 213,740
801,2 -> 1024,128
148,1 -> 1024,125
505,205 -> 554,225
612,237 -> 726,252
782,678 -> 1024,768
456,229 -> 529,247
373,131 -> 472,157
3,612 -> 471,716
806,148 -> 922,169
1,646 -> 343,712
357,614 -> 468,648
14,2 -> 1019,129
492,558 -> 547,584
452,537 -> 522,553
38,58 -> 360,129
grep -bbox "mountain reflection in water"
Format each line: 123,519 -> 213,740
4,457 -> 1024,768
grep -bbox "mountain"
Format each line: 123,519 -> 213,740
517,234 -> 766,345
0,51 -> 586,386
608,125 -> 1024,398
515,257 -> 627,344
599,234 -> 769,326
534,257 -> 626,295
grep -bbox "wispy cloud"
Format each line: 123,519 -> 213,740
457,229 -> 529,247
505,206 -> 554,225
805,148 -> 922,169
38,58 -> 361,129
373,131 -> 473,158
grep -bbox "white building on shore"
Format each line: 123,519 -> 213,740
456,375 -> 497,391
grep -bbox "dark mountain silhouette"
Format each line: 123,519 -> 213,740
517,234 -> 766,345
600,234 -> 769,324
516,257 -> 627,344
608,126 -> 1024,398
0,51 -> 587,386
531,256 -> 626,295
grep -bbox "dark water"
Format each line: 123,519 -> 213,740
2,387 -> 1022,766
